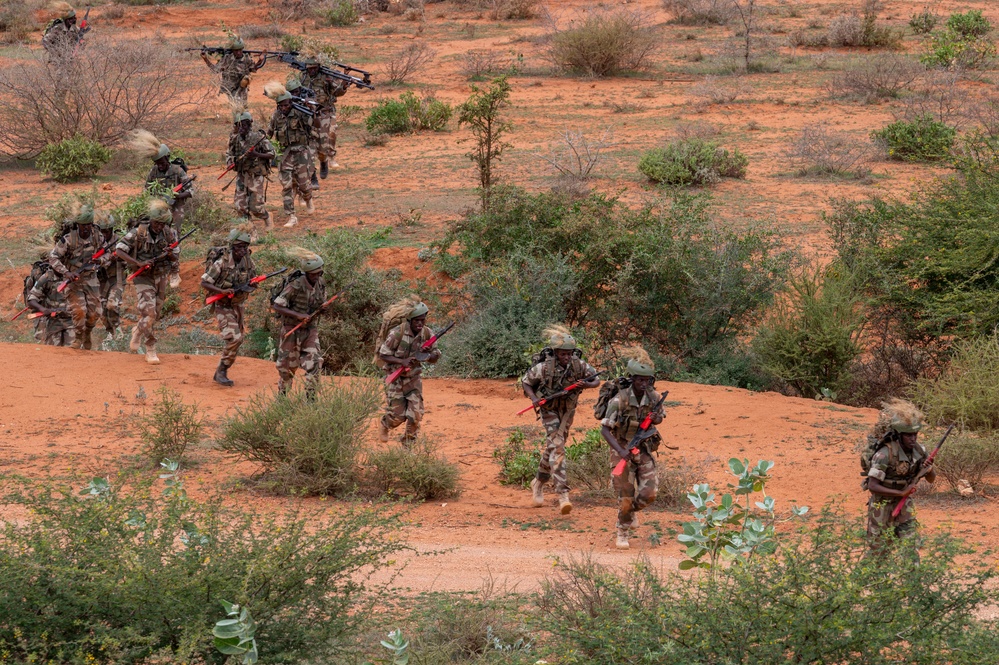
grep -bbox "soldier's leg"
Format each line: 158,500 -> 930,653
171,202 -> 185,233
535,412 -> 561,485
279,156 -> 295,215
329,118 -> 339,165
275,326 -> 302,393
106,266 -> 123,333
612,453 -> 638,529
299,326 -> 323,399
65,286 -> 87,349
234,174 -> 250,217
381,381 -> 408,431
401,378 -> 425,443
245,173 -> 268,220
632,454 -> 659,512
866,496 -> 895,556
33,318 -> 44,343
293,151 -> 313,208
216,306 -> 243,367
317,113 -> 333,178
133,281 -> 157,349
81,279 -> 102,350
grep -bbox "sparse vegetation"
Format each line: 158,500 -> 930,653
457,76 -> 513,211
826,0 -> 902,49
35,134 -> 112,182
922,11 -> 996,69
872,114 -> 956,162
785,124 -> 871,177
638,137 -> 748,186
365,92 -> 453,135
546,11 -> 660,77
364,437 -> 462,500
382,42 -> 437,85
493,428 -> 542,487
932,431 -> 999,494
912,333 -> 999,432
138,386 -> 204,464
830,53 -> 923,103
663,0 -> 734,26
909,8 -> 938,35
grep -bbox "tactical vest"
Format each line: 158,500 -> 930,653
613,387 -> 663,453
275,274 -> 326,326
57,228 -> 101,273
208,250 -> 256,306
873,439 -> 926,491
536,356 -> 586,399
300,72 -> 340,110
272,108 -> 312,150
128,223 -> 177,274
229,130 -> 270,177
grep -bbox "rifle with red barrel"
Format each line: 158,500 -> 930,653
611,392 -> 668,477
516,371 -> 602,416
56,234 -> 118,293
384,321 -> 455,385
280,281 -> 354,340
890,424 -> 954,518
127,228 -> 196,282
205,268 -> 288,305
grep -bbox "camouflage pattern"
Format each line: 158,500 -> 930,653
202,249 -> 257,367
602,387 -> 663,531
522,355 -> 598,494
48,228 -> 104,349
234,172 -> 269,220
42,19 -> 79,61
228,128 -> 274,220
116,223 -> 180,348
310,111 -> 336,163
27,269 -> 74,346
272,273 -> 326,391
207,52 -> 254,101
133,273 -> 168,348
300,71 -> 345,163
145,162 -> 190,231
278,148 -> 313,215
379,321 -> 434,434
98,260 -> 123,333
866,439 -> 927,542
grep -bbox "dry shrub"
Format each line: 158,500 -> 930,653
0,40 -> 210,158
913,333 -> 999,433
537,128 -> 614,185
239,23 -> 286,39
785,124 -> 872,177
673,120 -> 720,141
964,94 -> 999,137
896,70 -> 965,128
100,4 -> 126,20
663,0 -> 734,26
827,13 -> 864,46
657,455 -> 714,510
689,76 -> 749,105
932,432 -> 999,494
138,386 -> 203,465
490,0 -> 539,20
546,10 -> 660,77
362,437 -> 461,501
460,50 -> 511,80
786,28 -> 829,48
0,0 -> 39,44
381,42 -> 436,85
830,54 -> 923,103
827,0 -> 901,49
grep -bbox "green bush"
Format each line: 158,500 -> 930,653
365,92 -> 453,135
932,431 -> 999,493
0,471 -> 406,664
539,510 -> 999,664
909,9 -> 938,35
35,134 -> 112,182
493,428 -> 542,487
138,386 -> 203,464
315,0 -> 358,26
363,438 -> 462,501
186,188 -> 233,236
946,10 -> 991,38
546,11 -> 660,77
565,428 -> 609,494
872,114 -> 955,162
921,24 -> 995,69
365,99 -> 411,135
217,381 -> 381,495
912,333 -> 999,432
638,138 -> 748,186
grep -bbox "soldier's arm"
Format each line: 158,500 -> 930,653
256,136 -> 276,159
47,240 -> 72,276
200,260 -> 231,296
580,362 -> 601,389
648,392 -> 664,425
521,364 -> 543,404
272,284 -> 309,322
379,328 -> 412,368
167,235 -> 181,274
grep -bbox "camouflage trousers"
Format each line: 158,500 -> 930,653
867,494 -> 918,545
133,273 -> 168,347
612,450 -> 658,530
43,315 -> 74,346
224,86 -> 248,105
65,276 -> 102,350
99,266 -> 122,333
234,171 -> 269,220
276,324 -> 322,392
310,111 -> 337,162
381,374 -> 424,432
171,200 -> 186,233
215,303 -> 245,367
279,147 -> 313,215
535,407 -> 576,494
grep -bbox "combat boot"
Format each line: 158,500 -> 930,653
530,478 -> 545,507
330,159 -> 340,169
558,492 -> 573,515
319,160 -> 329,179
402,420 -> 419,447
130,325 -> 142,352
263,211 -> 274,230
284,214 -> 298,228
305,197 -> 315,213
310,172 -> 319,190
379,423 -> 390,442
214,361 -> 234,387
145,344 -> 160,365
615,527 -> 630,550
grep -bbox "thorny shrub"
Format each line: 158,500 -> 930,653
912,332 -> 999,432
784,124 -> 872,177
829,53 -> 923,103
545,11 -> 661,77
363,436 -> 462,501
663,0 -> 734,26
138,386 -> 204,464
381,42 -> 436,85
931,431 -> 999,494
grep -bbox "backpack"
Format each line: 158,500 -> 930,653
171,157 -> 188,173
204,245 -> 227,271
269,269 -> 302,313
594,377 -> 630,420
23,260 -> 49,303
372,306 -> 414,369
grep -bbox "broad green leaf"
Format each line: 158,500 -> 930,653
728,458 -> 745,475
678,559 -> 699,570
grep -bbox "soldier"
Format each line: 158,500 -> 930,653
377,296 -> 441,445
599,348 -> 664,550
270,249 -> 327,396
200,37 -> 265,104
47,203 -> 103,350
285,78 -> 318,187
42,2 -> 80,60
94,211 -> 123,340
299,58 -> 348,180
27,263 -> 73,347
522,326 -> 600,515
226,111 -> 275,234
115,199 -> 181,365
264,81 -> 317,228
200,228 -> 257,387
128,129 -> 193,232
864,399 -> 936,553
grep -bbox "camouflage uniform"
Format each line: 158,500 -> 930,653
206,52 -> 255,102
145,162 -> 190,231
42,19 -> 79,63
116,223 -> 180,349
866,439 -> 928,542
268,106 -> 316,215
299,70 -> 346,165
272,272 -> 325,393
27,268 -> 74,346
601,386 -> 663,533
48,228 -> 103,350
98,257 -> 124,334
379,321 -> 433,436
227,128 -> 274,222
202,249 -> 257,369
522,355 -> 598,495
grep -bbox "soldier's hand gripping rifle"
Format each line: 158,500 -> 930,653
218,135 -> 268,180
267,52 -> 375,90
172,174 -> 197,195
56,234 -> 118,293
516,371 -> 602,416
384,322 -> 456,385
28,307 -> 68,320
891,424 -> 955,518
72,6 -> 91,56
127,228 -> 196,282
611,392 -> 669,477
205,268 -> 288,305
281,281 -> 355,340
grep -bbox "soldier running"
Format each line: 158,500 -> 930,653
270,248 -> 327,396
201,228 -> 257,387
200,36 -> 265,104
265,81 -> 317,228
95,211 -> 123,340
47,203 -> 103,350
226,110 -> 275,235
27,263 -> 73,347
128,129 -> 193,233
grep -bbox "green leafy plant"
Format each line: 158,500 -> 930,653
678,459 -> 807,571
315,0 -> 358,26
35,134 -> 112,182
909,8 -> 938,35
872,114 -> 955,162
213,601 -> 258,665
912,332 -> 999,432
378,628 -> 410,665
946,10 -> 991,38
493,428 -> 542,487
138,386 -> 203,464
363,437 -> 462,501
921,13 -> 996,69
365,92 -> 453,135
638,137 -> 748,186
457,76 -> 512,211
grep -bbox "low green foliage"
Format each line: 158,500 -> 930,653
217,381 -> 381,495
565,428 -> 608,494
946,10 -> 991,38
493,428 -> 542,487
921,14 -> 996,69
0,470 -> 407,664
909,9 -> 938,35
36,134 -> 112,182
365,92 -> 453,135
138,386 -> 203,464
638,137 -> 748,186
315,0 -> 358,26
912,332 -> 999,432
872,115 -> 956,162
213,601 -> 258,665
363,438 -> 462,501
186,188 -> 233,236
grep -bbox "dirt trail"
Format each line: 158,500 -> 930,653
3,344 -> 996,591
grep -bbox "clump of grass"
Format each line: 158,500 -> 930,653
138,386 -> 203,464
493,428 -> 541,487
363,437 -> 461,501
638,137 -> 748,186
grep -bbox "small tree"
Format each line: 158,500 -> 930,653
457,76 -> 512,211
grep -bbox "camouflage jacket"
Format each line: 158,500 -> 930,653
48,228 -> 103,278
868,439 -> 927,491
379,321 -> 433,372
299,70 -> 346,111
601,386 -> 663,447
268,107 -> 316,151
202,250 -> 257,307
208,52 -> 254,93
116,223 -> 180,277
226,128 -> 274,177
522,356 -> 597,412
27,268 -> 71,318
272,273 -> 326,327
146,163 -> 189,201
42,19 -> 79,54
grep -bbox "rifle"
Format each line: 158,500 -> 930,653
384,321 -> 456,385
185,46 -> 272,56
517,371 -> 602,416
205,268 -> 288,305
56,234 -> 118,293
172,174 -> 197,194
73,6 -> 90,56
28,308 -> 67,320
127,228 -> 196,282
264,90 -> 316,117
11,306 -> 29,321
281,281 -> 354,339
611,392 -> 669,477
891,424 -> 955,519
218,135 -> 268,180
267,52 -> 375,91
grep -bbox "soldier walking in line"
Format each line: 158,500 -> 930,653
27,262 -> 73,347
226,110 -> 275,235
95,212 -> 123,340
47,203 -> 103,350
270,248 -> 327,396
128,129 -> 193,232
299,58 -> 347,182
200,36 -> 265,104
265,81 -> 317,228
522,325 -> 600,515
200,228 -> 257,387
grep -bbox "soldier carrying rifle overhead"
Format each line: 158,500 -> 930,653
264,81 -> 318,228
299,57 -> 348,180
198,36 -> 267,104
